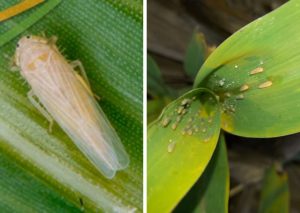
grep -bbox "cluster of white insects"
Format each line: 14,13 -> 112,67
221,64 -> 272,115
14,35 -> 129,179
160,94 -> 216,153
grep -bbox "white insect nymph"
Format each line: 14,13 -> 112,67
15,35 -> 130,179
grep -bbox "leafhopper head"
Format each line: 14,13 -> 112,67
15,35 -> 49,67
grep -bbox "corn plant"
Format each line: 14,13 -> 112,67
147,0 -> 298,212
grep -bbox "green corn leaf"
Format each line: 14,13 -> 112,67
174,133 -> 229,213
0,149 -> 79,212
147,88 -> 221,213
194,0 -> 300,137
258,165 -> 289,213
184,31 -> 208,79
0,0 -> 62,47
0,0 -> 142,212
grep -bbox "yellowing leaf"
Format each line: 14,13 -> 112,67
148,88 -> 221,212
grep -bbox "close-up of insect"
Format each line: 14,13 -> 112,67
15,35 -> 130,179
0,1 -> 142,212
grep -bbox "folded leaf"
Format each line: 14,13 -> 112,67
147,98 -> 171,124
174,133 -> 229,213
148,88 -> 221,213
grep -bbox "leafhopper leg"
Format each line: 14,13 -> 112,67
27,90 -> 54,132
48,35 -> 58,46
71,60 -> 100,100
70,60 -> 91,88
40,31 -> 47,38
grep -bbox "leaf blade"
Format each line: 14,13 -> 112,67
147,88 -> 221,213
259,165 -> 289,213
0,0 -> 143,212
184,31 -> 207,79
194,0 -> 300,137
174,133 -> 229,213
0,149 -> 80,213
